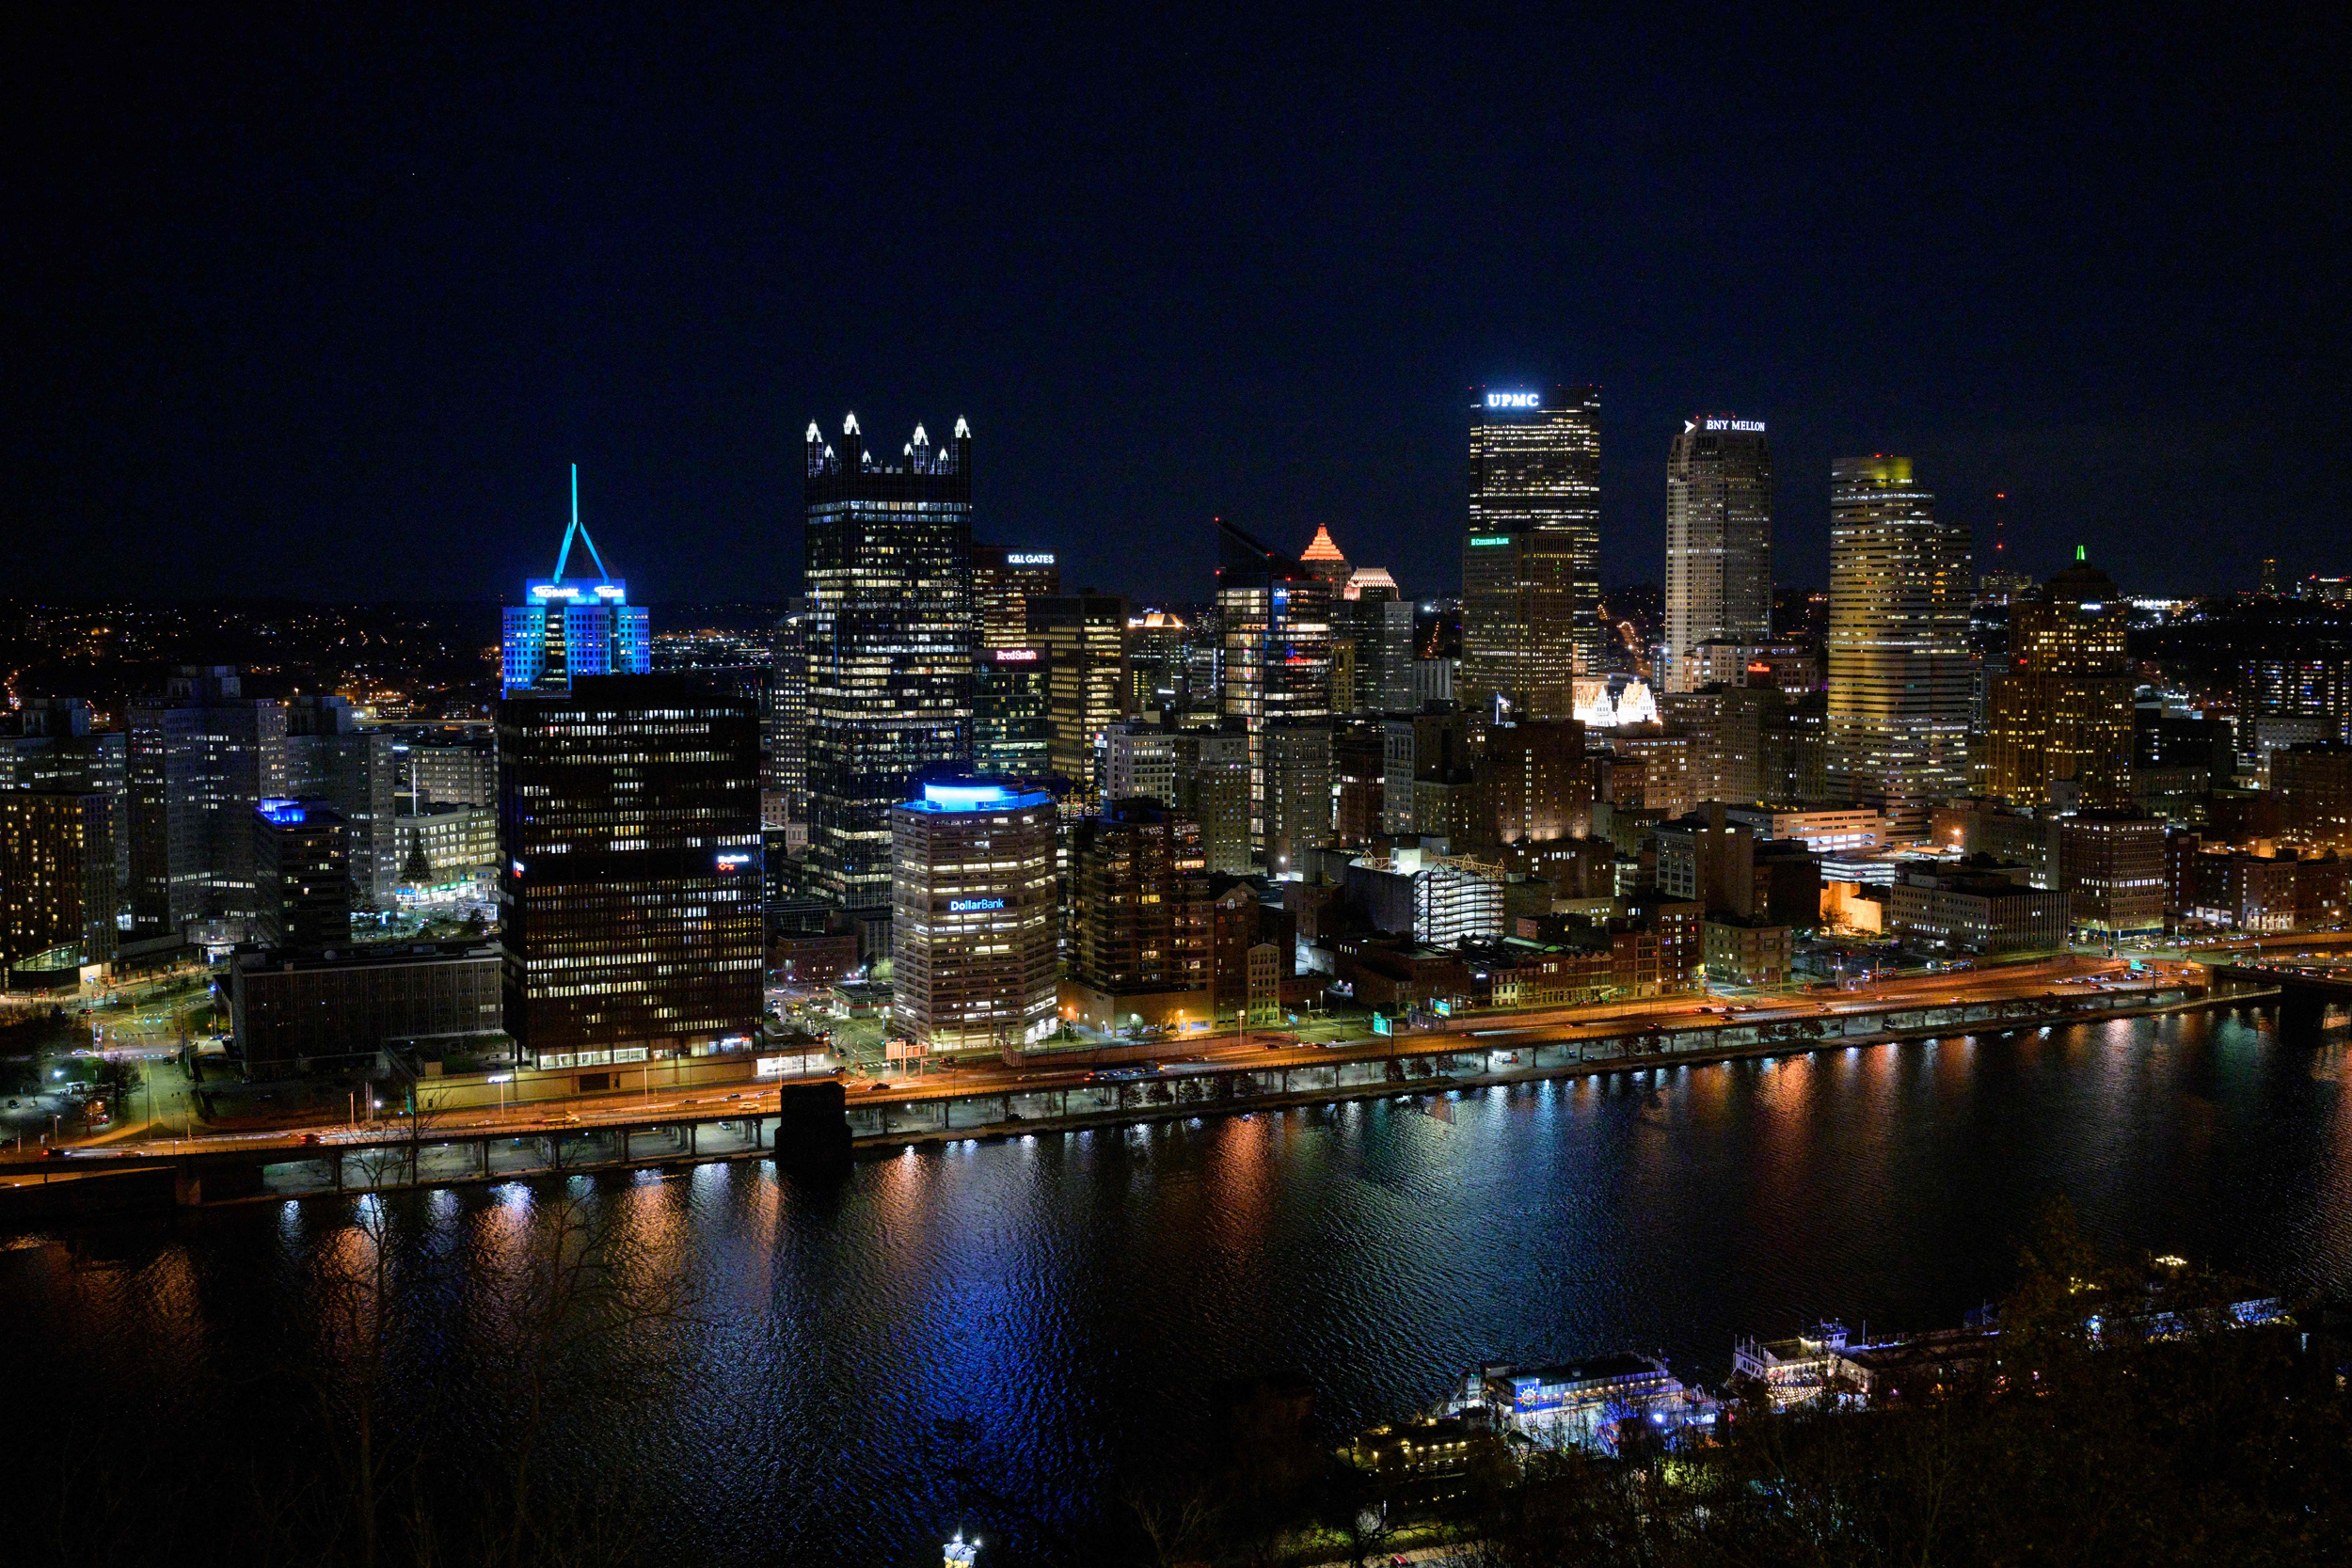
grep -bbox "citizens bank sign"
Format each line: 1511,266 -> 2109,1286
1485,391 -> 1541,409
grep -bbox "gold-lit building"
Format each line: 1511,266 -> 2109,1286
1462,386 -> 1602,722
2276,741 -> 2352,852
1027,593 -> 1130,813
1979,556 -> 2134,810
0,790 -> 116,967
1064,799 -> 1211,1031
1824,457 -> 1973,836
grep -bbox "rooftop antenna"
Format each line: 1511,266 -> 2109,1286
550,463 -> 612,584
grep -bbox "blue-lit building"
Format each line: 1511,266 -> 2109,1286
501,466 -> 652,695
889,781 -> 1057,1053
252,798 -> 352,952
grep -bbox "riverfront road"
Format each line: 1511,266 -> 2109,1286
0,954 -> 2194,1171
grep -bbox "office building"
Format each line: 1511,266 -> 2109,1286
1723,805 -> 1885,856
2,700 -> 128,896
803,414 -> 977,909
1824,457 -> 1973,836
498,675 -> 765,1067
1887,859 -> 2070,956
2053,810 -> 2165,939
1382,706 -> 1470,836
127,666 -> 288,942
231,940 -> 504,1070
1125,610 -> 1193,718
2273,741 -> 2352,852
1172,728 -> 1253,876
1263,717 -> 1333,877
1065,799 -> 1212,1031
1461,385 -> 1603,721
889,781 -> 1057,1053
971,544 -> 1060,652
500,466 -> 651,695
1486,720 -> 1590,844
1691,641 -> 1820,692
1029,593 -> 1130,810
1664,415 -> 1773,692
1102,721 -> 1181,806
284,695 -> 397,910
1215,521 -> 1333,846
252,800 -> 351,952
394,730 -> 498,809
1980,556 -> 2135,811
765,601 -> 812,826
391,803 -> 500,893
0,791 -> 115,965
1704,914 -> 1794,987
972,647 -> 1054,779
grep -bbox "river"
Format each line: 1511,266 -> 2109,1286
8,1005 -> 2350,1565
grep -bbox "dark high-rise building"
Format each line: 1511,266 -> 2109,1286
1,791 -> 116,965
1462,385 -> 1602,722
1028,593 -> 1130,811
500,466 -> 651,696
128,666 -> 288,942
803,413 -> 977,909
498,674 -> 765,1067
973,646 -> 1054,778
1263,717 -> 1333,878
1066,798 -> 1212,1032
1125,610 -> 1194,718
1485,720 -> 1591,844
1824,458 -> 1972,836
1215,520 -> 1332,852
253,800 -> 352,952
971,544 -> 1060,652
1664,415 -> 1773,693
284,695 -> 397,911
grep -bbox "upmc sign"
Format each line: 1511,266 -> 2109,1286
1486,391 -> 1541,409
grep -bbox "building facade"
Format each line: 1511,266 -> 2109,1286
1979,558 -> 2135,811
252,800 -> 352,952
0,791 -> 115,965
1065,799 -> 1212,1031
498,675 -> 765,1067
1664,416 -> 1773,693
889,781 -> 1058,1052
803,414 -> 976,908
1216,521 -> 1333,849
972,646 -> 1054,780
1029,593 -> 1130,811
1824,457 -> 1972,836
1462,386 -> 1603,721
231,940 -> 504,1070
970,545 -> 1060,652
127,666 -> 289,942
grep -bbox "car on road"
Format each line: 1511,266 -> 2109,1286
299,1132 -> 324,1146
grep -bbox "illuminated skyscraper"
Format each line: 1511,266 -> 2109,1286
500,467 -> 651,695
803,413 -> 977,909
889,781 -> 1058,1053
1028,593 -> 1129,811
1215,520 -> 1332,853
499,674 -> 765,1067
972,647 -> 1053,779
1980,555 -> 2134,810
1664,415 -> 1773,692
1824,457 -> 1973,835
971,544 -> 1060,651
1461,386 -> 1601,722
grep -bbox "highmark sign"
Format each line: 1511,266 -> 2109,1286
1485,391 -> 1541,409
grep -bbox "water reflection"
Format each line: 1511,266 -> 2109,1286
5,1011 -> 2348,1565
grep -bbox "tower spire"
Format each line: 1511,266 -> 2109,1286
550,463 -> 612,584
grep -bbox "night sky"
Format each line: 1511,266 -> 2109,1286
8,8 -> 2346,608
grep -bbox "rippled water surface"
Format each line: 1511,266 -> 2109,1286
10,1007 -> 2352,1564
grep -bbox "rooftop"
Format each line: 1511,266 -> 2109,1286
900,782 -> 1053,814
